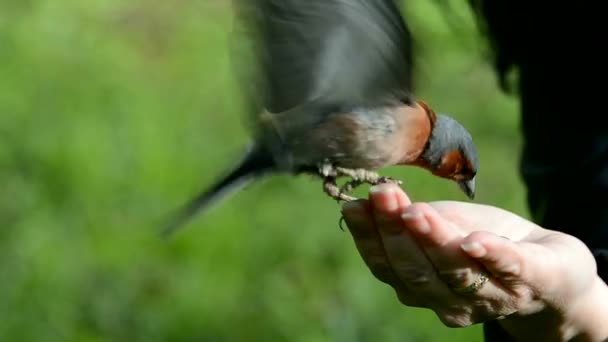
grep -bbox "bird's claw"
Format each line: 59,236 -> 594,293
334,167 -> 403,187
338,216 -> 346,231
323,176 -> 357,202
339,179 -> 363,194
320,164 -> 403,207
377,176 -> 402,185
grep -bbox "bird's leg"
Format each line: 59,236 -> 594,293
318,160 -> 356,202
334,167 -> 403,186
323,176 -> 356,202
339,179 -> 363,194
318,159 -> 338,178
317,160 -> 356,232
317,161 -> 401,202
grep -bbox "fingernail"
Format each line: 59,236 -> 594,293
400,211 -> 421,220
461,242 -> 486,257
342,200 -> 362,211
341,200 -> 364,218
369,184 -> 398,211
503,263 -> 520,275
369,183 -> 395,194
401,211 -> 430,234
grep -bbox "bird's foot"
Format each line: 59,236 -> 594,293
376,176 -> 403,186
318,161 -> 402,203
318,159 -> 338,178
339,179 -> 363,194
323,176 -> 356,203
334,167 -> 403,187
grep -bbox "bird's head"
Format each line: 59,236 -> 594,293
416,108 -> 478,199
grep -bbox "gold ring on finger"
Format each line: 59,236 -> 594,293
450,271 -> 489,294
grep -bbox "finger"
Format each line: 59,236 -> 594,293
368,184 -> 449,299
402,203 -> 462,245
460,231 -> 542,284
368,183 -> 411,227
462,231 -> 598,321
401,204 -> 483,290
341,200 -> 405,288
457,231 -> 553,314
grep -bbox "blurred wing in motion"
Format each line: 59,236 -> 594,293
230,0 -> 415,121
162,0 -> 418,236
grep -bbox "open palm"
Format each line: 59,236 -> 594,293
341,183 -> 602,339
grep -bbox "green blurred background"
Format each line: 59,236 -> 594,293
0,0 -> 527,341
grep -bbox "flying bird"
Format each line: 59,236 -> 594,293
161,0 -> 478,236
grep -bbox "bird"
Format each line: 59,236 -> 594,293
160,0 -> 479,237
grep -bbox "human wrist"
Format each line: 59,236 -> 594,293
562,276 -> 608,341
498,276 -> 608,341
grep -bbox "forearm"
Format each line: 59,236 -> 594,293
499,276 -> 608,342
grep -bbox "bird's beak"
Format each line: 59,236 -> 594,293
458,177 -> 476,200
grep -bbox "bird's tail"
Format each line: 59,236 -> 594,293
160,144 -> 275,238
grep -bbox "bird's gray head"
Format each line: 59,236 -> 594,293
420,114 -> 478,199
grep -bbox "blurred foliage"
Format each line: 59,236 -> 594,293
0,0 -> 527,341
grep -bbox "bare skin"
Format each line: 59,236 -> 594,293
341,183 -> 608,342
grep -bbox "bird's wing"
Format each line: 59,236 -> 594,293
230,0 -> 415,118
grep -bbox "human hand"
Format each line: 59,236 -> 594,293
341,183 -> 608,341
